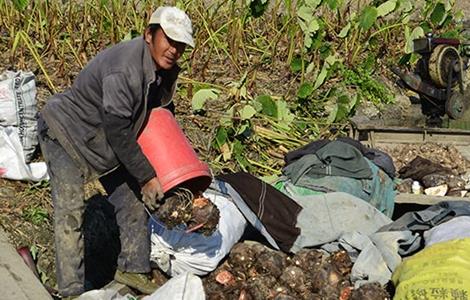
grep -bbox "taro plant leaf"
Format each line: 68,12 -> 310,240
338,22 -> 351,38
405,26 -> 424,54
359,6 -> 378,31
233,139 -> 250,171
248,0 -> 269,18
240,104 -> 257,120
313,55 -> 340,90
236,123 -> 250,135
290,57 -> 303,73
256,95 -> 277,117
304,0 -> 322,8
325,0 -> 339,10
215,127 -> 228,149
220,105 -> 235,127
335,94 -> 354,121
298,82 -> 314,99
277,100 -> 295,128
430,2 -> 446,26
397,0 -> 413,14
221,143 -> 232,161
377,0 -> 397,17
12,0 -> 29,11
327,102 -> 338,124
191,88 -> 220,111
297,5 -> 320,49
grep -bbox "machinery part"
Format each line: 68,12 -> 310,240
446,92 -> 465,120
429,45 -> 462,88
391,67 -> 446,101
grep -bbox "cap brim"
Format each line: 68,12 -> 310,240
163,27 -> 195,48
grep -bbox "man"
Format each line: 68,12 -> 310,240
37,6 -> 194,297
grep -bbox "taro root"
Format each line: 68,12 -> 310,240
311,262 -> 342,294
330,250 -> 352,276
188,194 -> 220,235
155,188 -> 220,235
273,293 -> 298,300
290,249 -> 324,271
280,266 -> 309,294
215,269 -> 236,286
350,282 -> 390,300
229,243 -> 257,273
255,250 -> 286,278
245,276 -> 277,299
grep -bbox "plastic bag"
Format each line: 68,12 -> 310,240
392,238 -> 470,299
0,126 -> 48,181
149,189 -> 246,276
144,273 -> 205,300
0,70 -> 38,162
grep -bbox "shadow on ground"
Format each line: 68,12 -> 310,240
83,194 -> 121,290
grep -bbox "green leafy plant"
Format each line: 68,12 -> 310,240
23,206 -> 49,225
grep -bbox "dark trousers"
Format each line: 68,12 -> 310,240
37,117 -> 150,297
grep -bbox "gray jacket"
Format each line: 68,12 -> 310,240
41,37 -> 180,182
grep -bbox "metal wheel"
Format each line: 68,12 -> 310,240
445,92 -> 465,120
429,45 -> 462,88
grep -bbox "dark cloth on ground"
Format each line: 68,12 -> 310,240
216,172 -> 302,252
283,141 -> 373,180
284,137 -> 396,178
378,201 -> 470,232
398,156 -> 454,181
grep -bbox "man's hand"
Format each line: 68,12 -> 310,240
141,177 -> 164,211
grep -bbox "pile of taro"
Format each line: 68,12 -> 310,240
203,242 -> 390,300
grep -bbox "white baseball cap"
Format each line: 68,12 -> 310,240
149,7 -> 195,48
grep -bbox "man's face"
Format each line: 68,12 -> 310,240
145,27 -> 186,70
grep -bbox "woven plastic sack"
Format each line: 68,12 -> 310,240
0,70 -> 38,162
392,238 -> 470,299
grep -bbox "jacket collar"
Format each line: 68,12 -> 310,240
142,37 -> 158,85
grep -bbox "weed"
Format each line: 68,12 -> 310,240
23,206 -> 49,225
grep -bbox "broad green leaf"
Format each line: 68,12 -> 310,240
256,95 -> 277,117
304,0 -> 322,9
290,57 -> 303,73
405,26 -> 424,54
306,62 -> 316,74
326,0 -> 339,10
377,0 -> 397,17
277,100 -> 295,127
249,0 -> 269,18
338,22 -> 351,38
12,0 -> 29,11
221,143 -> 232,161
359,6 -> 378,31
430,3 -> 446,25
240,105 -> 257,120
236,124 -> 249,135
298,83 -> 314,99
191,88 -> 219,111
308,18 -> 320,33
220,105 -> 235,127
215,127 -> 228,148
314,67 -> 328,90
327,103 -> 338,124
297,6 -> 314,23
398,0 -> 413,13
311,55 -> 340,91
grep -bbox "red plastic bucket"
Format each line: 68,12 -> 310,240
137,108 -> 212,193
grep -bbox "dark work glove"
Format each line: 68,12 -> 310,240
141,177 -> 164,211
